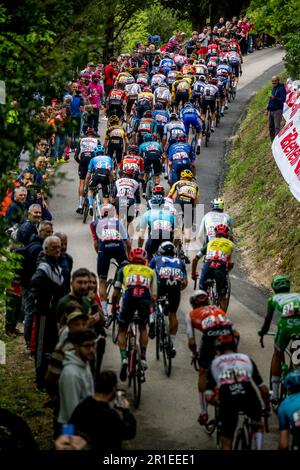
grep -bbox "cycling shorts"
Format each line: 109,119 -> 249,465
78,153 -> 93,180
107,142 -> 123,164
157,284 -> 181,314
144,156 -> 162,176
170,160 -> 191,185
97,243 -> 127,279
201,99 -> 216,114
198,326 -> 233,368
118,288 -> 151,327
218,383 -> 262,439
115,197 -> 135,223
275,316 -> 300,352
182,114 -> 203,134
229,62 -> 240,77
175,198 -> 194,229
89,169 -> 111,198
200,261 -> 228,297
174,91 -> 189,107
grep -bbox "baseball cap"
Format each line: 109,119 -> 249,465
66,310 -> 88,325
88,62 -> 95,67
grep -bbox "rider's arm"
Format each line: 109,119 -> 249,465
150,271 -> 158,303
181,261 -> 188,289
74,144 -> 81,163
168,182 -> 177,200
197,216 -> 206,244
204,366 -> 217,404
112,268 -> 124,306
90,221 -> 98,254
191,255 -> 199,278
138,213 -> 148,247
259,297 -> 275,336
85,171 -> 92,187
251,358 -> 270,410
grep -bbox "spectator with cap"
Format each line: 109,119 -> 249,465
266,75 -> 286,141
70,370 -> 136,452
58,328 -> 96,426
16,203 -> 42,246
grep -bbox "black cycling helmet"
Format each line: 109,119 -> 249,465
158,241 -> 176,256
170,112 -> 178,120
127,144 -> 138,154
154,102 -> 164,110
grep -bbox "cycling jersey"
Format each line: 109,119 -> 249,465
88,155 -> 113,173
185,305 -> 231,338
151,74 -> 166,87
166,71 -> 178,86
140,208 -> 176,239
217,64 -> 231,78
108,89 -> 126,105
168,142 -> 194,163
137,117 -> 156,135
194,64 -> 208,76
198,211 -> 233,243
136,74 -> 149,87
125,83 -> 141,99
113,178 -> 139,200
154,86 -> 171,104
105,126 -> 126,146
137,91 -> 154,104
278,392 -> 300,448
94,217 -> 128,245
115,263 -> 157,297
174,54 -> 187,67
163,121 -> 186,143
76,137 -> 99,160
207,43 -> 220,56
160,58 -> 175,73
139,141 -> 163,160
268,293 -> 300,318
202,84 -> 219,100
149,255 -> 187,286
181,106 -> 203,134
152,110 -> 169,127
169,179 -> 199,203
198,237 -> 234,267
192,80 -> 206,99
119,155 -> 144,174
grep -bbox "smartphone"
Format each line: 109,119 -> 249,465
114,390 -> 126,409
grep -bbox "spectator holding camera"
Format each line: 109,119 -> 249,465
69,370 -> 136,452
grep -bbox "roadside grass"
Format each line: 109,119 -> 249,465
0,334 -> 53,449
224,76 -> 300,290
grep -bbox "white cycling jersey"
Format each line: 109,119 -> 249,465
114,178 -> 139,199
202,84 -> 218,99
125,83 -> 141,98
154,86 -> 171,104
198,211 -> 233,243
78,137 -> 99,157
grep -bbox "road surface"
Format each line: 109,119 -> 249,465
51,47 -> 284,450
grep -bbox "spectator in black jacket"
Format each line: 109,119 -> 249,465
266,75 -> 287,141
20,220 -> 53,352
55,232 -> 73,295
30,235 -> 65,391
5,187 -> 28,227
16,203 -> 42,246
70,370 -> 136,452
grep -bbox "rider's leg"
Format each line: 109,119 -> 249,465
87,188 -> 94,209
270,346 -> 284,400
99,278 -> 108,317
78,179 -> 85,208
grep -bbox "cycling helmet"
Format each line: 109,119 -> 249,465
215,333 -> 237,352
143,110 -> 152,118
129,247 -> 147,264
124,168 -> 134,176
199,75 -> 206,82
149,194 -> 165,207
86,127 -> 96,135
143,133 -> 153,142
284,370 -> 300,389
158,241 -> 176,256
209,78 -> 218,85
100,203 -> 115,218
271,275 -> 291,293
143,87 -> 152,92
94,144 -> 105,155
215,223 -> 229,237
127,144 -> 138,154
108,115 -> 119,126
176,72 -> 183,79
181,169 -> 193,179
115,81 -> 125,89
152,185 -> 165,196
221,57 -> 228,64
176,134 -> 187,142
154,102 -> 164,110
170,112 -> 179,120
184,101 -> 193,108
190,290 -> 209,308
126,75 -> 135,85
198,59 -> 206,65
211,198 -> 224,210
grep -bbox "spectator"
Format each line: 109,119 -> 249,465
54,434 -> 87,450
56,268 -> 91,324
4,187 -> 27,227
58,328 -> 96,426
30,235 -> 65,391
87,72 -> 103,135
5,279 -> 22,337
70,371 -> 136,452
27,156 -> 47,186
266,75 -> 286,141
55,232 -> 73,295
104,57 -> 118,102
16,203 -> 42,246
19,220 -> 53,352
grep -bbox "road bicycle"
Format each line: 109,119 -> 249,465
127,313 -> 146,409
228,76 -> 237,102
82,189 -> 89,224
155,296 -> 173,377
204,105 -> 212,147
92,183 -> 103,221
105,260 -> 120,343
145,163 -> 155,200
193,271 -> 231,312
233,410 -> 269,450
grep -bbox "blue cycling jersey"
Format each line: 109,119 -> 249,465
140,208 -> 176,238
181,107 -> 200,118
149,255 -> 187,285
278,392 -> 300,435
139,141 -> 163,159
88,155 -> 113,172
168,142 -> 194,162
152,110 -> 169,126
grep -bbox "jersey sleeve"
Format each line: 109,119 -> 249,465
184,312 -> 195,339
114,267 -> 124,290
277,401 -> 290,430
87,159 -> 94,173
250,359 -> 264,387
168,182 -> 177,197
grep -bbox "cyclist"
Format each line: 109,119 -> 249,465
133,87 -> 154,120
138,133 -> 163,192
172,75 -> 192,112
124,79 -> 141,117
201,78 -> 219,132
138,194 -> 178,260
168,135 -> 195,185
205,333 -> 270,450
150,69 -> 166,90
106,82 -> 127,120
258,276 -> 300,403
161,112 -> 186,153
168,169 -> 199,262
152,103 -> 169,143
206,56 -> 218,78
135,110 -> 157,146
198,198 -> 233,244
104,115 -> 128,165
278,370 -> 300,450
186,290 -> 236,425
119,145 -> 144,181
111,168 -> 140,226
159,54 -> 175,74
194,59 -> 208,78
154,82 -> 171,110
84,145 -> 113,216
90,203 -> 131,321
180,101 -> 203,155
192,75 -> 206,110
149,241 -> 187,356
74,128 -> 100,214
192,223 -> 234,312
112,247 -> 157,380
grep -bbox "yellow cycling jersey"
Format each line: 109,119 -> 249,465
116,72 -> 131,83
137,91 -> 154,102
171,79 -> 192,99
206,237 -> 234,264
106,125 -> 126,142
115,263 -> 157,296
169,180 -> 199,202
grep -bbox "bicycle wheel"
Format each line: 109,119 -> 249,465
82,196 -> 89,224
161,318 -> 172,377
132,348 -> 142,408
223,276 -> 231,312
205,117 -> 211,147
155,314 -> 161,360
145,176 -> 154,200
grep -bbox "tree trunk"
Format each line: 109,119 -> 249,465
190,0 -> 209,31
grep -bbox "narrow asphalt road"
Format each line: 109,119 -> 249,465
51,47 -> 284,450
